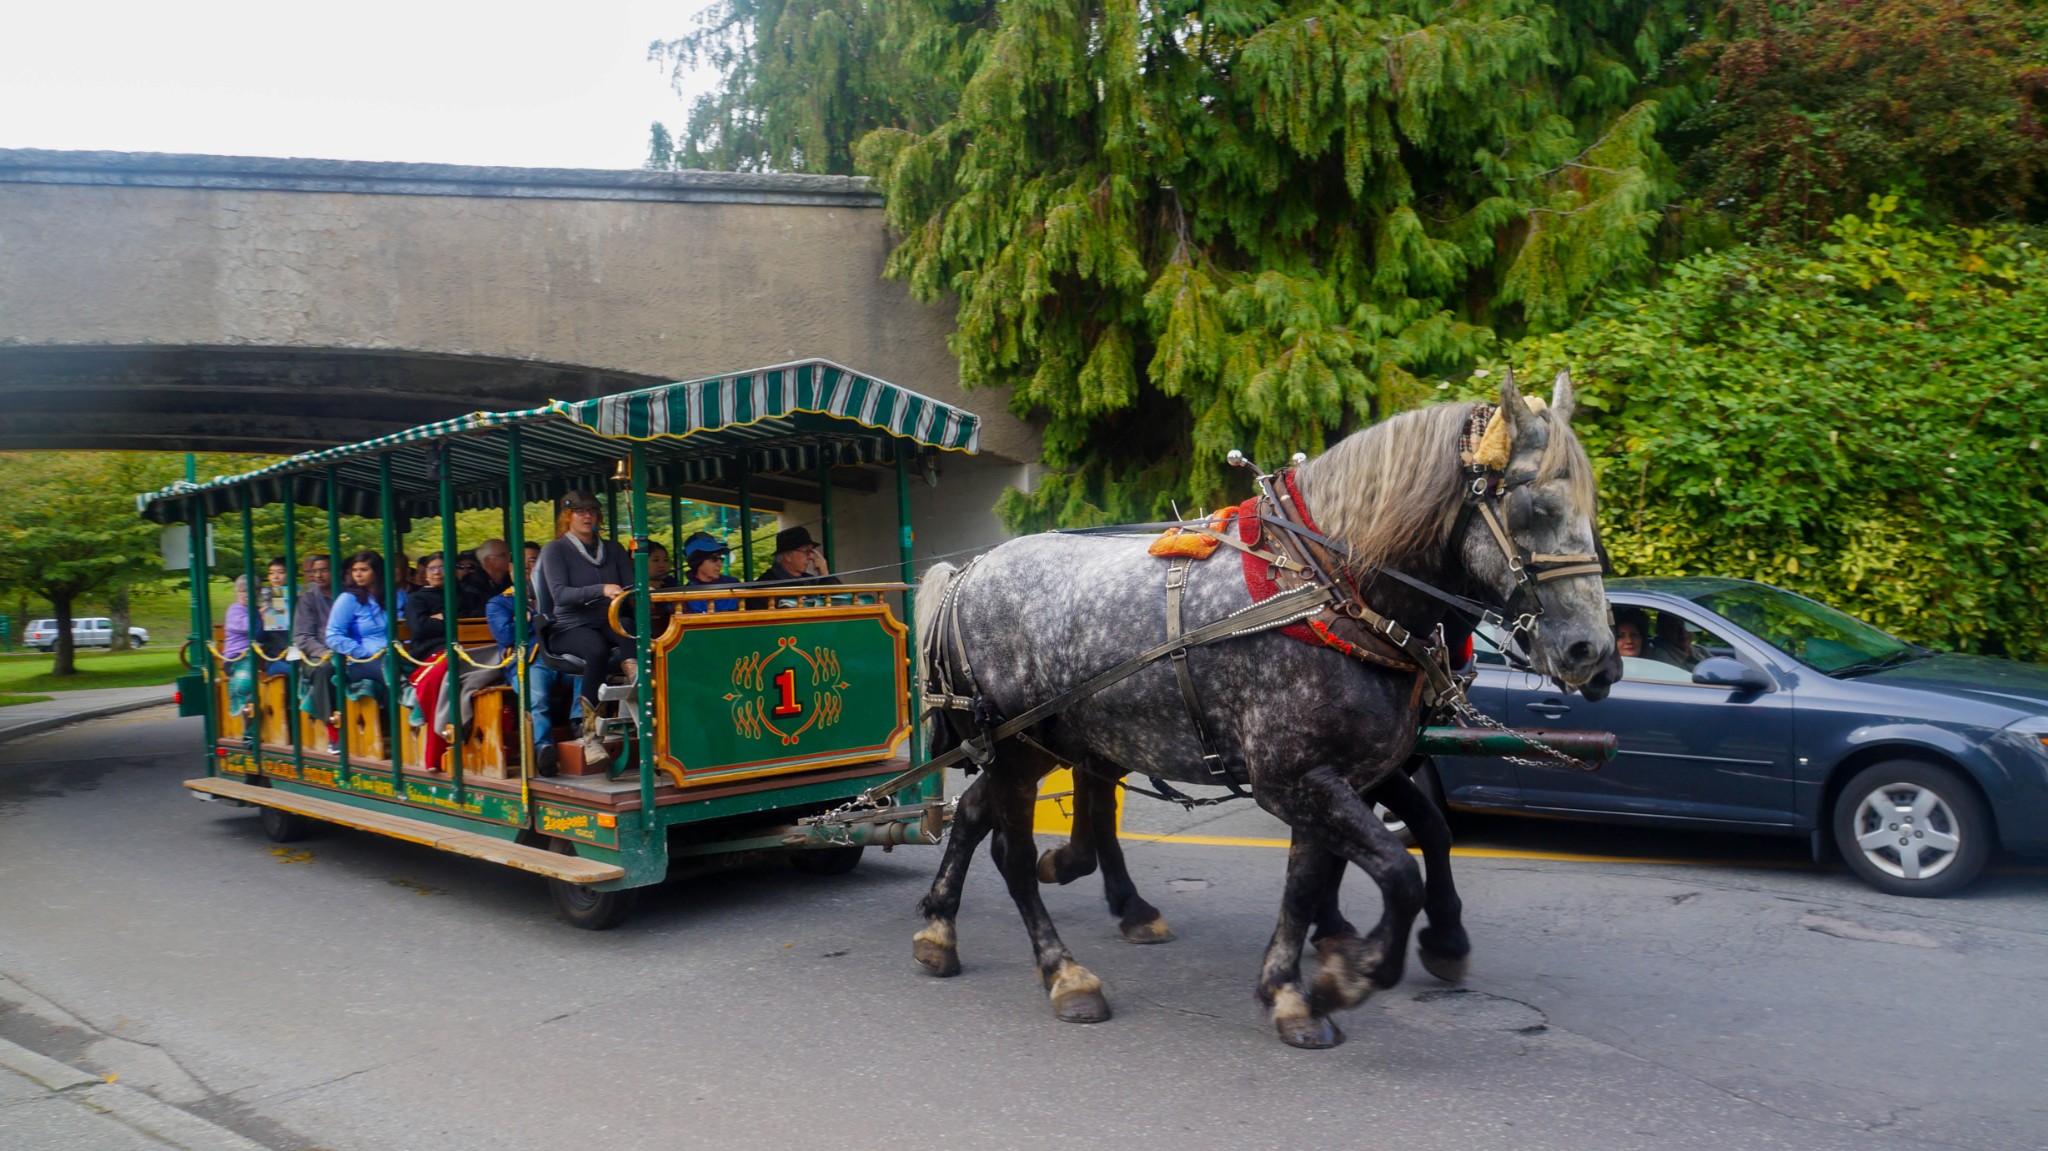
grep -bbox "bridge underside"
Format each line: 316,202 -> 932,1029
0,346 -> 665,453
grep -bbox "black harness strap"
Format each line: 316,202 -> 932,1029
1165,555 -> 1232,781
868,582 -> 1335,806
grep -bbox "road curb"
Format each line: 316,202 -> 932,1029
0,694 -> 176,746
0,1036 -> 270,1150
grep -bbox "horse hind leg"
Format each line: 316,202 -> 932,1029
1034,762 -> 1101,886
985,755 -> 1110,1023
913,772 -> 996,977
1080,762 -> 1174,944
1369,766 -> 1470,982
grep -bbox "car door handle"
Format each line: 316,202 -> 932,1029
1525,700 -> 1572,719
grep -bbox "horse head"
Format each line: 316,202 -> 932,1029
1457,370 -> 1615,691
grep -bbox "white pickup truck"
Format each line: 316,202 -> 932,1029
22,618 -> 151,650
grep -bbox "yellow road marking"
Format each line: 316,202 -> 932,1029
1124,832 -> 1777,867
1124,832 -> 2048,876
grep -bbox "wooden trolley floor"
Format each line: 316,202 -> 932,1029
233,742 -> 908,812
185,777 -> 625,884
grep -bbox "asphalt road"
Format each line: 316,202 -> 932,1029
3,712 -> 2046,1151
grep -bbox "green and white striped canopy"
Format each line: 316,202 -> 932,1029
137,359 -> 982,524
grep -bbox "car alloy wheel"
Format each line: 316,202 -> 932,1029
1833,761 -> 1991,897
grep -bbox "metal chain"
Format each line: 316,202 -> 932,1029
1445,691 -> 1593,772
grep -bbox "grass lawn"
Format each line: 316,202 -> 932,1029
0,693 -> 54,706
0,649 -> 187,694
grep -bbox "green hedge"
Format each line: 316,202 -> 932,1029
1508,200 -> 2047,659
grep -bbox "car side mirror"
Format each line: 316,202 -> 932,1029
1692,656 -> 1772,693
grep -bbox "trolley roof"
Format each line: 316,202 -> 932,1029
137,359 -> 982,524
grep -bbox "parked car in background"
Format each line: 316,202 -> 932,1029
1420,578 -> 2048,897
22,617 -> 150,651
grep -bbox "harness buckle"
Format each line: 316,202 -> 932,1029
1378,618 -> 1411,646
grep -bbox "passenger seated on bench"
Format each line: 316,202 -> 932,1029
751,526 -> 840,608
535,490 -> 634,767
292,553 -> 340,752
486,560 -> 580,777
682,531 -> 741,614
325,550 -> 394,713
224,575 -> 257,719
255,558 -> 293,673
646,541 -> 680,634
405,552 -> 457,771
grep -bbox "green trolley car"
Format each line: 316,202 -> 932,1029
138,359 -> 978,928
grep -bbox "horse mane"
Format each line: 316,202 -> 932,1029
1295,400 -> 1594,572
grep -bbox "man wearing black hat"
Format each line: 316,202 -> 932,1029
755,525 -> 842,589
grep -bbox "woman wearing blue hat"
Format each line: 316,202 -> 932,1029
681,531 -> 742,613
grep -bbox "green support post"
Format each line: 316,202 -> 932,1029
507,428 -> 530,804
326,468 -> 350,784
379,454 -> 402,789
817,448 -> 835,571
438,443 -> 464,799
736,457 -> 753,581
669,489 -> 683,564
283,495 -> 301,773
240,497 -> 260,763
189,501 -> 216,759
896,450 -> 920,769
630,444 -> 656,832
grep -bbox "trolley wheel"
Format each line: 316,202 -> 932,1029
259,804 -> 317,843
789,845 -> 864,876
547,841 -> 636,930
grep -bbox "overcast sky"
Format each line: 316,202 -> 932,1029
0,1 -> 718,170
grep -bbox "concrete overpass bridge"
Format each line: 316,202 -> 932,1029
0,149 -> 1038,568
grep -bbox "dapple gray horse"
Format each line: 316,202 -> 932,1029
913,373 -> 1613,1047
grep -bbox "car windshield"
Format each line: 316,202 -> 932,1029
1686,584 -> 1916,675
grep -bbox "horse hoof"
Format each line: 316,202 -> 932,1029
1047,961 -> 1111,1023
1311,934 -> 1388,1010
1276,1014 -> 1344,1049
1120,916 -> 1176,945
1420,948 -> 1471,984
1036,849 -> 1062,885
1269,987 -> 1344,1049
912,922 -> 961,977
1052,987 -> 1112,1023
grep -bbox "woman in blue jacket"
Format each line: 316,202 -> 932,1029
325,550 -> 395,711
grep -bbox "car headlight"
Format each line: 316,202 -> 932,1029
2005,715 -> 2048,756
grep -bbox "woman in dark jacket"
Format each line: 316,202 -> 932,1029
535,490 -> 634,767
404,552 -> 456,770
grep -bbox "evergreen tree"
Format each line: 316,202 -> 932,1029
648,0 -> 974,174
852,0 -> 1705,527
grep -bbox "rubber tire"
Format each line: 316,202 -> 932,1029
546,840 -> 636,929
789,845 -> 865,876
259,804 -> 317,843
1832,761 -> 1992,898
130,638 -> 145,648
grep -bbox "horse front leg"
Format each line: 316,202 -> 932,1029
1367,764 -> 1469,982
1260,769 -> 1424,1045
913,771 -> 995,977
985,757 -> 1111,1023
1254,834 -> 1348,1049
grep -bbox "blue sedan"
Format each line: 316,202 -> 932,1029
1426,577 -> 2048,897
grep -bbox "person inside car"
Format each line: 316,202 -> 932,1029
1613,607 -> 1649,660
1651,612 -> 1700,670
